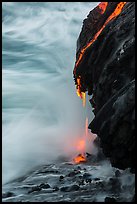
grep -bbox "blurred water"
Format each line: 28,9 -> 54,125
2,2 -> 99,184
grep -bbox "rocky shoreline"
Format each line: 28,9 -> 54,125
2,160 -> 135,202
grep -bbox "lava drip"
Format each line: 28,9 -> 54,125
76,77 -> 86,107
72,117 -> 89,164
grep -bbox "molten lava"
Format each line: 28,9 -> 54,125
74,2 -> 126,98
76,77 -> 86,107
72,117 -> 89,164
73,153 -> 86,164
98,2 -> 108,14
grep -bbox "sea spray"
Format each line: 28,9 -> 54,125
2,2 -> 98,184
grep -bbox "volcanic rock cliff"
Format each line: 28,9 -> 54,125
73,2 -> 135,172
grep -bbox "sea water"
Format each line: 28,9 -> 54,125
2,2 -> 99,184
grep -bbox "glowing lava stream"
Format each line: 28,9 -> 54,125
98,2 -> 108,14
72,117 -> 89,164
76,76 -> 86,107
75,2 -> 127,99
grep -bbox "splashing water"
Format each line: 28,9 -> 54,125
2,2 -> 99,184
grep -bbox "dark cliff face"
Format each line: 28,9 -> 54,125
73,2 -> 135,172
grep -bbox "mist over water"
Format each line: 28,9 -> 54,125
2,2 -> 99,184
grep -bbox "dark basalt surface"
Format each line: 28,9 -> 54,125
74,2 -> 135,172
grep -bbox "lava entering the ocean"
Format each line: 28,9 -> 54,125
73,153 -> 86,164
73,2 -> 127,164
72,118 -> 94,164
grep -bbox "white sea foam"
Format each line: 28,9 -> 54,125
2,2 -> 99,184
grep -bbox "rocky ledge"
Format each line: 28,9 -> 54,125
73,2 -> 135,172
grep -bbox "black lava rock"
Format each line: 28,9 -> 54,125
132,195 -> 135,202
115,170 -> 121,177
69,184 -> 80,191
83,173 -> 91,179
109,177 -> 121,192
105,197 -> 116,202
60,186 -> 69,192
94,178 -> 100,181
2,192 -> 15,198
60,185 -> 80,192
73,2 -> 135,172
39,183 -> 50,189
59,175 -> 64,180
53,186 -> 59,192
28,186 -> 41,194
86,178 -> 92,183
67,170 -> 80,177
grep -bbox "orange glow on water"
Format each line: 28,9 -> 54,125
73,117 -> 89,164
73,153 -> 86,164
76,139 -> 86,153
82,92 -> 86,107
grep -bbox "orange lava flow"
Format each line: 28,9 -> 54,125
74,2 -> 126,98
76,77 -> 82,98
76,77 -> 86,107
73,153 -> 86,164
82,92 -> 86,107
75,2 -> 126,70
98,2 -> 108,14
73,117 -> 89,164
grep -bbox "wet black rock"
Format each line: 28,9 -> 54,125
77,178 -> 85,186
67,170 -> 80,177
53,186 -> 59,192
77,166 -> 81,170
59,175 -> 64,180
60,184 -> 80,192
85,178 -> 92,183
115,170 -> 121,177
69,184 -> 80,191
73,2 -> 135,172
94,178 -> 100,181
108,177 -> 121,192
28,186 -> 41,194
40,169 -> 59,174
82,173 -> 91,179
60,186 -> 69,192
132,195 -> 135,202
39,183 -> 51,189
2,191 -> 15,198
105,196 -> 116,202
73,197 -> 86,202
28,183 -> 51,193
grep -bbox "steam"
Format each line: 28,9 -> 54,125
2,2 -> 98,184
